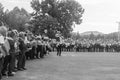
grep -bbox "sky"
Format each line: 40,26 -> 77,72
0,0 -> 120,34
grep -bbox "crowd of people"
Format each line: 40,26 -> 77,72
0,26 -> 52,80
74,39 -> 120,52
52,39 -> 120,53
1,26 -> 120,80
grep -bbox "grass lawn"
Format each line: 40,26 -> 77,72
3,52 -> 120,80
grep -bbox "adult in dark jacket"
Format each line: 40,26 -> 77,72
17,32 -> 27,70
56,43 -> 62,56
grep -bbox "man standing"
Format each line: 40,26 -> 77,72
0,53 -> 3,80
56,42 -> 62,56
0,35 -> 5,80
55,31 -> 62,56
2,31 -> 16,76
17,32 -> 27,70
0,26 -> 16,78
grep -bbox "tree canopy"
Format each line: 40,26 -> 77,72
0,3 -> 6,26
0,3 -> 30,31
5,7 -> 30,31
30,0 -> 84,38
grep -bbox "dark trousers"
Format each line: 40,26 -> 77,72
31,46 -> 36,59
11,54 -> 16,72
17,52 -> 26,69
57,48 -> 61,56
40,45 -> 45,58
0,57 -> 4,79
2,55 -> 13,74
36,45 -> 41,58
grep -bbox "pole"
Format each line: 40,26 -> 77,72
117,22 -> 120,42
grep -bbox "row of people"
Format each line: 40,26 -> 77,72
0,27 -> 29,80
50,41 -> 120,52
0,26 -> 52,80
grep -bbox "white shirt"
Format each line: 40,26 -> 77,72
0,35 -> 5,44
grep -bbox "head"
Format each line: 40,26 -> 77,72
7,30 -> 16,39
12,29 -> 19,40
12,29 -> 18,36
0,26 -> 8,37
19,32 -> 25,40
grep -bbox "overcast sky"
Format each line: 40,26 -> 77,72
0,0 -> 120,34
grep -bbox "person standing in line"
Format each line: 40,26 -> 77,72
36,38 -> 43,58
5,31 -> 16,76
17,32 -> 27,71
0,33 -> 6,80
0,26 -> 16,77
40,40 -> 45,58
30,38 -> 37,59
0,50 -> 4,80
11,30 -> 19,72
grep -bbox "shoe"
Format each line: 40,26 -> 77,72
22,68 -> 27,70
13,69 -> 18,72
8,73 -> 14,76
37,57 -> 40,59
17,68 -> 24,71
14,67 -> 17,69
2,73 -> 7,76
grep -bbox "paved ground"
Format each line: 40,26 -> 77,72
2,52 -> 120,80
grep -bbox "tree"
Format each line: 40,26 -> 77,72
30,0 -> 84,38
71,32 -> 81,40
5,7 -> 30,31
0,3 -> 6,26
29,12 -> 59,38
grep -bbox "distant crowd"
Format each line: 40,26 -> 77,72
53,39 -> 120,52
